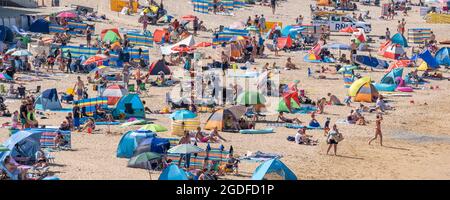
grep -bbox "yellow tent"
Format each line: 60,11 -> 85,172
264,21 -> 283,33
417,61 -> 429,71
348,77 -> 379,103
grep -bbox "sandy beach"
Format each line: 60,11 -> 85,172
1,0 -> 450,180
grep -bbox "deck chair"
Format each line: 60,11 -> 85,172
139,83 -> 150,97
128,84 -> 136,93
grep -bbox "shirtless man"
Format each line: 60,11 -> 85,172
327,93 -> 342,105
73,76 -> 85,100
369,114 -> 383,146
277,112 -> 302,124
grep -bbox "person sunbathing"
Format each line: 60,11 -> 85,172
327,93 -> 343,105
209,127 -> 227,142
277,112 -> 302,124
54,132 -> 69,149
195,127 -> 210,143
347,110 -> 357,123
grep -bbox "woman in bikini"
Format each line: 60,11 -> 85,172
369,114 -> 383,146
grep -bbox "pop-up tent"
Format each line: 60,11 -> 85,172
116,130 -> 156,158
102,84 -> 128,105
204,106 -> 246,131
149,60 -> 171,75
381,68 -> 403,85
30,19 -> 50,34
133,137 -> 171,156
277,36 -> 293,49
435,47 -> 450,66
418,49 -> 439,70
35,88 -> 63,110
348,77 -> 379,103
391,33 -> 408,47
112,94 -> 145,119
158,164 -> 189,180
0,25 -> 14,43
252,158 -> 297,180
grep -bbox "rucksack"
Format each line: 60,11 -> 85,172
287,136 -> 295,142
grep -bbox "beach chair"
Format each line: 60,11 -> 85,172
139,83 -> 150,97
128,84 -> 136,93
0,84 -> 7,95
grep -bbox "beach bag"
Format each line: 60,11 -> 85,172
287,136 -> 295,142
334,133 -> 344,142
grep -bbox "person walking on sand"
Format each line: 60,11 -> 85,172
271,0 -> 277,15
73,76 -> 85,100
369,113 -> 383,146
326,124 -> 342,156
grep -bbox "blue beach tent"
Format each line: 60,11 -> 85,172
116,130 -> 156,158
251,158 -> 297,180
158,164 -> 189,180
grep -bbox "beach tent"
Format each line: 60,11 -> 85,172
276,99 -> 301,113
149,60 -> 171,75
101,28 -> 121,40
435,47 -> 450,66
0,130 -> 42,164
348,77 -> 379,103
116,130 -> 156,158
153,29 -> 169,43
102,30 -> 121,43
277,36 -> 293,49
382,43 -> 405,60
355,55 -> 389,68
102,84 -> 128,105
303,53 -> 322,63
237,91 -> 266,105
112,94 -> 145,119
251,158 -> 297,180
30,19 -> 50,34
35,88 -> 63,110
418,49 -> 439,69
0,25 -> 14,43
127,152 -> 162,169
204,106 -> 246,131
158,164 -> 189,180
391,33 -> 408,47
133,137 -> 171,156
381,68 -> 403,85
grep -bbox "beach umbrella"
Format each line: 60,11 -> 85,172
340,26 -> 358,33
102,30 -> 121,43
139,124 -> 168,132
0,73 -> 13,81
89,65 -> 109,74
83,55 -> 106,65
194,42 -> 212,48
168,144 -> 204,154
0,145 -> 9,152
386,60 -> 412,72
57,11 -> 78,18
127,152 -> 162,169
171,45 -> 196,53
237,91 -> 266,105
169,110 -> 197,120
11,50 -> 32,56
337,65 -> 358,73
229,35 -> 246,42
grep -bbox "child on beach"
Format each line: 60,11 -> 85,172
11,111 -> 19,129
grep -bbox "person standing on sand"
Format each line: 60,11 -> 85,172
271,0 -> 277,15
326,124 -> 342,156
369,113 -> 383,146
73,76 -> 85,100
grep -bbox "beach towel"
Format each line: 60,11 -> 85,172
239,151 -> 282,162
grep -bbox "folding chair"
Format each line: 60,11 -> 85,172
139,83 -> 150,97
128,84 -> 136,93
